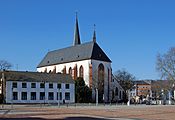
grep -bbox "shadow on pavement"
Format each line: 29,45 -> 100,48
64,117 -> 106,120
0,117 -> 107,120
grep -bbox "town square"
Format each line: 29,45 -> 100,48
0,0 -> 175,120
1,104 -> 175,120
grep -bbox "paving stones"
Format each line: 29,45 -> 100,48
0,104 -> 175,120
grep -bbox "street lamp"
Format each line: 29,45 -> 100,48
11,87 -> 13,109
96,88 -> 98,106
127,89 -> 130,106
58,88 -> 60,107
161,89 -> 164,105
169,83 -> 175,105
0,77 -> 3,108
168,90 -> 171,105
1,72 -> 5,108
172,84 -> 175,101
44,81 -> 46,106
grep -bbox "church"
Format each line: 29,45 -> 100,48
37,16 -> 113,102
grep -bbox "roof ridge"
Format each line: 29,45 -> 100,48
48,41 -> 94,53
37,41 -> 111,68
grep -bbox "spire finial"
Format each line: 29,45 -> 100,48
94,24 -> 96,31
93,24 -> 96,43
76,11 -> 78,19
73,12 -> 81,46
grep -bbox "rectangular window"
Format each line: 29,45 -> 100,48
31,83 -> 36,88
12,82 -> 17,88
22,83 -> 27,88
48,92 -> 54,100
57,92 -> 62,100
65,92 -> 70,100
31,92 -> 36,100
65,84 -> 69,89
57,83 -> 61,89
13,92 -> 18,100
49,83 -> 53,89
21,92 -> 27,100
40,92 -> 45,100
40,83 -> 45,88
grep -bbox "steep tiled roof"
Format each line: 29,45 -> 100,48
0,71 -> 74,83
37,42 -> 111,68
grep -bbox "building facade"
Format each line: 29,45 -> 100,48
130,80 -> 152,102
37,16 -> 112,102
0,71 -> 75,104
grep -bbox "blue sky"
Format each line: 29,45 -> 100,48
0,0 -> 175,80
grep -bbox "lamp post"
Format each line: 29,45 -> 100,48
44,81 -> 46,106
58,88 -> 60,108
127,89 -> 130,106
96,88 -> 98,106
169,83 -> 175,105
161,89 -> 164,105
11,87 -> 13,109
172,84 -> 175,102
168,90 -> 171,105
0,75 -> 3,108
1,71 -> 5,108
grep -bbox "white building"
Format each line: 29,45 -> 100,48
37,16 -> 113,102
0,71 -> 75,104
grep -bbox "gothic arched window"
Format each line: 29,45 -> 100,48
120,91 -> 122,99
44,68 -> 47,73
52,66 -> 56,73
62,66 -> 66,74
69,67 -> 72,75
98,63 -> 104,102
79,65 -> 84,78
73,64 -> 77,80
115,87 -> 119,96
98,63 -> 104,83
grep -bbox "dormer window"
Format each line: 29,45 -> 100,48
99,54 -> 101,57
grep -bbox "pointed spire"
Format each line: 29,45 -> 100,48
93,24 -> 96,43
73,12 -> 81,46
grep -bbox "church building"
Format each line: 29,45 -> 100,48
37,16 -> 112,102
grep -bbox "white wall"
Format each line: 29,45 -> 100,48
6,81 -> 75,104
91,60 -> 112,102
37,60 -> 91,86
37,59 -> 112,102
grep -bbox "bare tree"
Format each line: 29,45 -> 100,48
156,47 -> 175,81
114,69 -> 135,92
114,69 -> 135,102
0,60 -> 12,71
152,80 -> 172,100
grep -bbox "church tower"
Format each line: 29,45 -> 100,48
93,24 -> 96,43
37,15 -> 117,103
73,14 -> 81,46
